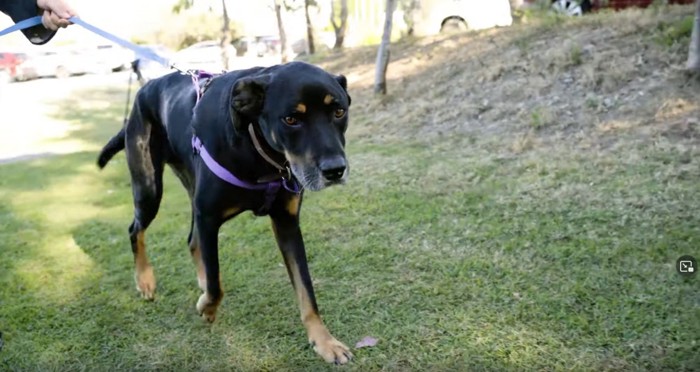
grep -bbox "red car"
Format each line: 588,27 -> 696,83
0,52 -> 35,82
526,0 -> 694,16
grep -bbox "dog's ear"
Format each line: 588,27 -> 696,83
335,74 -> 351,106
232,74 -> 271,116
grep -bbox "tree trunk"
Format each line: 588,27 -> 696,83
374,0 -> 396,94
403,0 -> 419,36
305,0 -> 315,54
687,0 -> 700,71
220,0 -> 231,70
331,0 -> 348,50
275,1 -> 290,63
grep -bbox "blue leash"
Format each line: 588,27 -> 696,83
0,16 -> 171,68
0,16 -> 44,37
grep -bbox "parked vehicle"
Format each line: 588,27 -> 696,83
255,36 -> 281,57
0,52 -> 35,82
409,0 -> 513,35
524,0 -> 694,16
134,44 -> 174,81
236,36 -> 281,57
22,49 -> 91,79
78,44 -> 133,74
170,40 -> 236,71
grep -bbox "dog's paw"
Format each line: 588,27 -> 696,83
134,266 -> 156,301
310,335 -> 353,365
196,293 -> 218,323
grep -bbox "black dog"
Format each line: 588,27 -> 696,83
97,61 -> 352,364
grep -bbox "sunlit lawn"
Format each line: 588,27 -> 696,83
2,10 -> 700,369
0,84 -> 697,371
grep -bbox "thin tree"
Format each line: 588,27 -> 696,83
374,0 -> 396,94
402,0 -> 419,36
274,0 -> 291,63
172,0 -> 232,70
220,0 -> 231,70
330,0 -> 348,49
304,0 -> 316,54
687,0 -> 700,71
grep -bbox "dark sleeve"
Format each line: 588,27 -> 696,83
0,0 -> 56,45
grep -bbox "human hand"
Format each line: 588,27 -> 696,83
36,0 -> 77,30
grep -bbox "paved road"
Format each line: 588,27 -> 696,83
0,56 -> 279,163
0,72 -> 133,163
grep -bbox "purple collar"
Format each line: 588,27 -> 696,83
191,135 -> 300,215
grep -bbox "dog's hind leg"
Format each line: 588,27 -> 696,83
270,195 -> 353,365
124,101 -> 165,301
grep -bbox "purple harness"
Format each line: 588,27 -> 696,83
190,71 -> 300,215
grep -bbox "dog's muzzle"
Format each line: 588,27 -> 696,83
319,156 -> 347,183
289,155 -> 348,191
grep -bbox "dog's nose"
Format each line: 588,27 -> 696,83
320,156 -> 346,181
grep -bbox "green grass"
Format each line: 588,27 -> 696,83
2,8 -> 700,367
0,85 -> 698,371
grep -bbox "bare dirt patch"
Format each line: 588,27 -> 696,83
312,5 -> 700,157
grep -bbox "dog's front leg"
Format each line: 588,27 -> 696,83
194,211 -> 223,323
270,196 -> 352,364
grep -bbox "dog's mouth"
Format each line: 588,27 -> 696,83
290,163 -> 348,191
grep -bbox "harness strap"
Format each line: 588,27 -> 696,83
192,136 -> 266,190
192,71 -> 216,104
192,135 -> 300,215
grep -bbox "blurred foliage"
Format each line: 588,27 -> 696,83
135,11 -> 241,50
655,14 -> 694,47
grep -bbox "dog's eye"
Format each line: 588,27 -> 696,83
283,116 -> 299,126
334,109 -> 346,119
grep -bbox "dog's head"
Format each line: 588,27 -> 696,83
232,62 -> 351,191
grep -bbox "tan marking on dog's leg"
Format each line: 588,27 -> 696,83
196,276 -> 222,323
135,134 -> 155,188
286,195 -> 301,216
323,94 -> 333,105
296,103 -> 307,113
222,206 -> 241,220
134,231 -> 156,300
189,230 -> 207,292
289,263 -> 352,364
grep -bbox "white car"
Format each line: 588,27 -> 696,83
81,44 -> 133,73
171,41 -> 236,72
133,44 -> 174,81
22,49 -> 90,79
410,0 -> 513,35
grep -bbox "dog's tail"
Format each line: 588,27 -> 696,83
97,128 -> 126,169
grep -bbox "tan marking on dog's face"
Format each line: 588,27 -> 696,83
296,103 -> 307,113
323,94 -> 333,105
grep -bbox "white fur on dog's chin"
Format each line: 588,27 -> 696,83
291,164 -> 324,191
290,164 -> 347,191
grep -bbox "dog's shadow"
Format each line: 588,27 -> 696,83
69,217 -> 321,366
